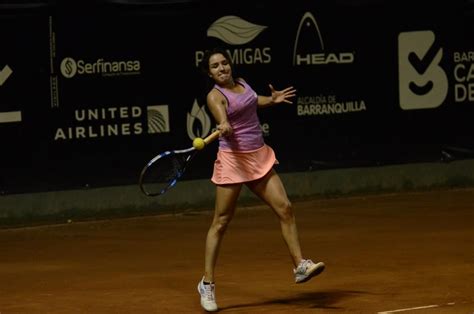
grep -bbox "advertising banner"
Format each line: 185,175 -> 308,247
0,2 -> 473,194
0,13 -> 50,194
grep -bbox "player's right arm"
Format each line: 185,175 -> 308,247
207,89 -> 233,137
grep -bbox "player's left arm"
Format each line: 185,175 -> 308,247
257,84 -> 296,108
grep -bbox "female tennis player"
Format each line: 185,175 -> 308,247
197,47 -> 325,312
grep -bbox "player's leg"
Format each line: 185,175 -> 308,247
246,169 -> 325,283
246,169 -> 303,267
199,183 -> 242,312
203,183 -> 242,282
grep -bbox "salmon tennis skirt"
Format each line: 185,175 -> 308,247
211,144 -> 278,185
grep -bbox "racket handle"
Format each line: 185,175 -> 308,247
203,130 -> 221,145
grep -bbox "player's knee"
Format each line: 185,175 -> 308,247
212,215 -> 232,234
278,201 -> 294,222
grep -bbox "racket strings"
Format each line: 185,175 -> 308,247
140,152 -> 194,195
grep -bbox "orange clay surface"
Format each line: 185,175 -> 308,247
1,188 -> 473,313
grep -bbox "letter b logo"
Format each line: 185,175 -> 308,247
398,31 -> 448,110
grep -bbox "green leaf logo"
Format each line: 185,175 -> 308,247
207,16 -> 267,45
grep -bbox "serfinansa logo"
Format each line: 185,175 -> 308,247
398,31 -> 448,110
60,57 -> 141,78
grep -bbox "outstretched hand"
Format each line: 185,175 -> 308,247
269,84 -> 297,104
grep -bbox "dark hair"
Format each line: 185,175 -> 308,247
200,47 -> 236,93
200,47 -> 234,76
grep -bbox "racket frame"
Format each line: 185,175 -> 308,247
138,147 -> 196,196
138,130 -> 220,197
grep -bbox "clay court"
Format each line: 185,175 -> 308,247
1,188 -> 473,313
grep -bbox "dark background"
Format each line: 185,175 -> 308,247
1,0 -> 473,194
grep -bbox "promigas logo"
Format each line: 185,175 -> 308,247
60,57 -> 141,78
207,16 -> 267,45
194,15 -> 271,67
398,31 -> 448,110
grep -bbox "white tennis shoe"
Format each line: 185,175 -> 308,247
294,259 -> 325,283
197,277 -> 218,312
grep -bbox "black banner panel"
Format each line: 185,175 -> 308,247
0,2 -> 473,194
0,13 -> 50,194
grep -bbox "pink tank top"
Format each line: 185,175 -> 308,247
213,79 -> 264,151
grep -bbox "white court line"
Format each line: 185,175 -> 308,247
378,304 -> 440,314
378,302 -> 456,314
0,111 -> 22,123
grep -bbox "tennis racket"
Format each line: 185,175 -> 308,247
139,130 -> 220,196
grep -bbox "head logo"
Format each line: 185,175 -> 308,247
207,16 -> 267,45
398,31 -> 448,110
147,105 -> 170,134
187,100 -> 211,139
60,57 -> 77,78
293,12 -> 324,65
293,12 -> 354,66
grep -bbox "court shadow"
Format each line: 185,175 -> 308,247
219,289 -> 368,311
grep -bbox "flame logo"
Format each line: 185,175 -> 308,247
207,16 -> 267,45
187,100 -> 211,139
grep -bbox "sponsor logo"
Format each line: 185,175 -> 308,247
186,100 -> 271,138
50,75 -> 59,108
187,100 -> 212,139
0,111 -> 22,123
60,57 -> 141,79
54,105 -> 157,140
0,65 -> 21,124
293,13 -> 363,116
147,105 -> 170,134
297,95 -> 366,116
207,15 -> 267,45
195,15 -> 271,67
260,123 -> 270,137
0,65 -> 13,86
293,12 -> 354,66
398,31 -> 448,110
453,51 -> 474,102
